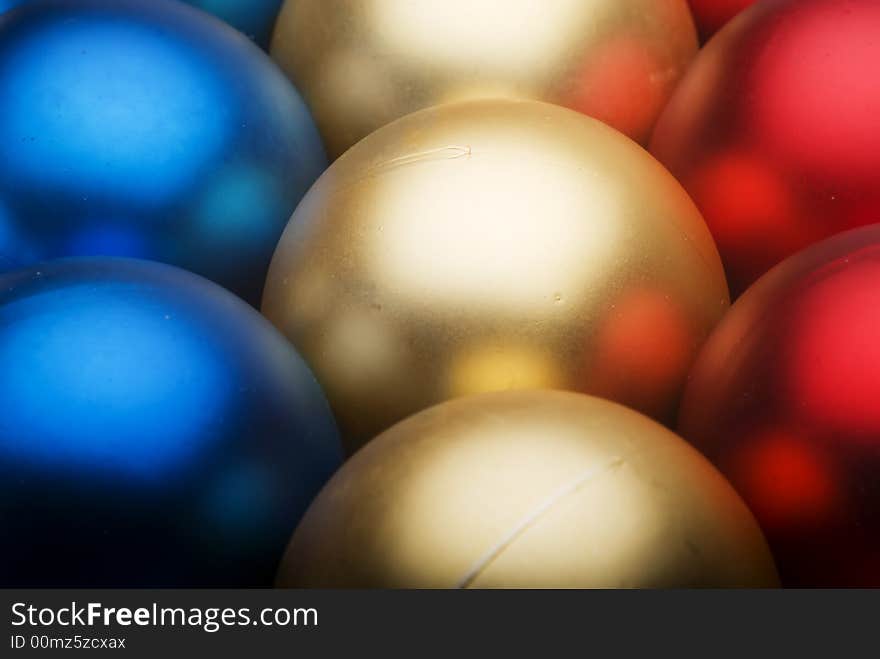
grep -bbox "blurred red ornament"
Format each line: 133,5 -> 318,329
652,0 -> 880,296
679,226 -> 880,587
689,0 -> 756,40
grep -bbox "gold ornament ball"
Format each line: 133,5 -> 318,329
271,0 -> 699,158
276,390 -> 779,588
262,99 -> 729,453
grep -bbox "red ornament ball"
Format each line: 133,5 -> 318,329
652,0 -> 880,296
678,225 -> 880,587
688,0 -> 756,40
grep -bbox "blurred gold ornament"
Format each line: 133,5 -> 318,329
271,0 -> 698,157
262,99 -> 728,452
276,391 -> 779,588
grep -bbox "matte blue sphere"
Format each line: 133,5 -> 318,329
0,0 -> 325,304
0,258 -> 342,587
1,0 -> 285,48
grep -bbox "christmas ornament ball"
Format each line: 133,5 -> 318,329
679,225 -> 880,587
651,0 -> 880,296
688,0 -> 756,40
0,258 -> 342,587
0,0 -> 324,304
262,99 -> 729,452
277,390 -> 779,588
271,0 -> 699,158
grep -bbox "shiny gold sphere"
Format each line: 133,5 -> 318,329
271,0 -> 698,158
277,391 -> 779,588
263,100 -> 729,452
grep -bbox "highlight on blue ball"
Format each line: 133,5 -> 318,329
0,257 -> 342,587
0,0 -> 325,304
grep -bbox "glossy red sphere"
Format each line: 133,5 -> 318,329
679,226 -> 880,586
689,0 -> 756,40
652,0 -> 880,296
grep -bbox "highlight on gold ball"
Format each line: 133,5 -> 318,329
276,390 -> 780,589
271,0 -> 699,157
262,98 -> 729,452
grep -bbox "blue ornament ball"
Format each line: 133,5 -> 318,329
0,0 -> 325,304
0,258 -> 342,587
1,0 -> 285,48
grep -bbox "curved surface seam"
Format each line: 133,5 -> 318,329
455,457 -> 626,589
